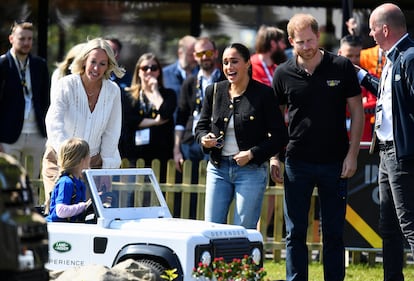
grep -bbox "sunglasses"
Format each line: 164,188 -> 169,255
140,65 -> 159,72
195,50 -> 215,58
215,135 -> 224,148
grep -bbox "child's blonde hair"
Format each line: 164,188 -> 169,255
58,138 -> 90,175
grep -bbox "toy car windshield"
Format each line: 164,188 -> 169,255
82,168 -> 171,225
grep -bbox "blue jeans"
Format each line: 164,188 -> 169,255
379,146 -> 414,281
205,157 -> 268,229
284,157 -> 347,281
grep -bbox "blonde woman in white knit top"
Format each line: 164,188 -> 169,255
42,37 -> 125,213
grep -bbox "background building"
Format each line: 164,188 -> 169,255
2,0 -> 414,74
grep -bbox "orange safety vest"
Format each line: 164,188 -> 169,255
360,45 -> 385,78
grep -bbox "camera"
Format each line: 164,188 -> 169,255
0,153 -> 49,281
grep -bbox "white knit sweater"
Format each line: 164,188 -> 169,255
45,74 -> 122,168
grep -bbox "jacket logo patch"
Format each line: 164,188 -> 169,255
395,74 -> 401,81
326,80 -> 340,87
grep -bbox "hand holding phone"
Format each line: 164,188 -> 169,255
201,133 -> 224,149
214,134 -> 224,148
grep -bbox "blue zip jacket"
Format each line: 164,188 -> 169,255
361,35 -> 414,161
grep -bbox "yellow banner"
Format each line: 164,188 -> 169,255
345,204 -> 382,248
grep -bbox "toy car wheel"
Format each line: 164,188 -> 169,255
135,259 -> 166,281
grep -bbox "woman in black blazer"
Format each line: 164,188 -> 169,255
120,53 -> 176,183
195,43 -> 287,229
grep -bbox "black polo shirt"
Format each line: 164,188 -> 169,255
273,50 -> 361,163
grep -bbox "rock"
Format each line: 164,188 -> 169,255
49,259 -> 154,281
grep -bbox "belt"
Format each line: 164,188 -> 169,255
221,155 -> 235,160
221,155 -> 234,160
378,140 -> 394,151
221,155 -> 237,164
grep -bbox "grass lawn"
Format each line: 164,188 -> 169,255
263,260 -> 414,281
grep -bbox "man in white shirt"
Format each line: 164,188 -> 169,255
359,4 -> 414,281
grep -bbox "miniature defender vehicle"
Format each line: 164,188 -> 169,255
46,168 -> 264,281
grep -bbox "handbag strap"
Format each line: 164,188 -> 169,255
212,82 -> 217,118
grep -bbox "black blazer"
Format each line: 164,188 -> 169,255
0,51 -> 50,143
195,79 -> 288,166
119,87 -> 177,160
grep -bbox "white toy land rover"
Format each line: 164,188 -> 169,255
46,168 -> 264,281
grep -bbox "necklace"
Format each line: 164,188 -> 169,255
87,91 -> 100,111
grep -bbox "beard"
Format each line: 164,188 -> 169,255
200,59 -> 215,72
271,48 -> 287,65
15,46 -> 31,57
296,47 -> 319,61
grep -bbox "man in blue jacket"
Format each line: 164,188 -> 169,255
163,35 -> 198,114
0,21 -> 50,179
359,3 -> 414,281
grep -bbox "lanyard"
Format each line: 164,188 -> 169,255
379,60 -> 392,100
261,59 -> 273,84
17,58 -> 30,97
194,77 -> 203,112
15,57 -> 32,119
375,59 -> 392,131
194,69 -> 221,115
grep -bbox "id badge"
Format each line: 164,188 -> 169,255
192,111 -> 200,135
135,128 -> 150,146
345,118 -> 351,132
375,104 -> 383,130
